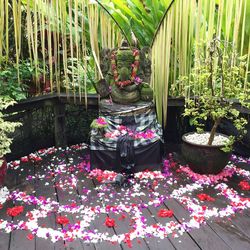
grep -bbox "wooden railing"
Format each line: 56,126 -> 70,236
4,94 -> 249,150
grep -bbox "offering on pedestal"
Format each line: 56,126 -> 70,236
90,40 -> 163,173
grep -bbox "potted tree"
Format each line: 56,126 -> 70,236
181,38 -> 250,174
0,96 -> 21,186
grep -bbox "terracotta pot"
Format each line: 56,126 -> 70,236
0,158 -> 7,187
181,132 -> 231,174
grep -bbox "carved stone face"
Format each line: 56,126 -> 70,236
119,67 -> 130,81
116,49 -> 134,74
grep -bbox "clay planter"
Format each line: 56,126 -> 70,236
0,158 -> 7,187
181,132 -> 231,174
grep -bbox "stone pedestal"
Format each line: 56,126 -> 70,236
90,100 -> 163,173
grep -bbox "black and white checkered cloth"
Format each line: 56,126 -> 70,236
90,110 -> 163,151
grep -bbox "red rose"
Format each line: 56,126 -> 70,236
197,193 -> 215,202
118,214 -> 126,221
194,215 -> 204,223
56,216 -> 69,225
239,181 -> 250,191
152,224 -> 159,228
157,209 -> 174,218
27,211 -> 33,220
105,217 -> 116,227
7,206 -> 24,217
21,157 -> 29,162
12,161 -> 19,167
32,156 -> 42,162
124,233 -> 132,248
70,202 -> 77,208
170,162 -> 176,168
240,197 -> 250,202
0,204 -> 3,210
106,205 -> 112,211
96,176 -> 103,183
26,233 -> 34,240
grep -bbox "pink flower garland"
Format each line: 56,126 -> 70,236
177,164 -> 236,185
104,126 -> 156,140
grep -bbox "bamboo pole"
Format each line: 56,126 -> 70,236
5,0 -> 8,59
55,0 -> 60,95
74,0 -> 81,101
240,0 -> 247,56
233,0 -> 243,50
81,0 -> 88,107
40,1 -> 46,88
12,0 -> 21,83
0,0 -> 4,58
34,0 -> 39,91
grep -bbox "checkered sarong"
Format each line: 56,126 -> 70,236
90,110 -> 163,151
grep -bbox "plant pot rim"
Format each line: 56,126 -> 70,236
182,132 -> 230,148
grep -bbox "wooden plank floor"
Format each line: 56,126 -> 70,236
0,146 -> 250,250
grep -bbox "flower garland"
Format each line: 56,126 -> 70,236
178,164 -> 236,185
104,125 -> 156,140
111,49 -> 140,88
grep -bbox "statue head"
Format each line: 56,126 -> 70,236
116,43 -> 134,73
97,41 -> 153,104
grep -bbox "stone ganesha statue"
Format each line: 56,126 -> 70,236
95,41 -> 153,104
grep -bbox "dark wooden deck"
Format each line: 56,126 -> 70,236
0,145 -> 250,250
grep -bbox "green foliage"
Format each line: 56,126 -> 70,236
0,59 -> 38,101
101,0 -> 172,46
63,56 -> 96,93
0,96 -> 22,164
183,38 -> 250,151
220,136 -> 235,153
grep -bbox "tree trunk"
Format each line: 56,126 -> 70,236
208,118 -> 221,145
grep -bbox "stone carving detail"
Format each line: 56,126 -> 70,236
95,41 -> 153,104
